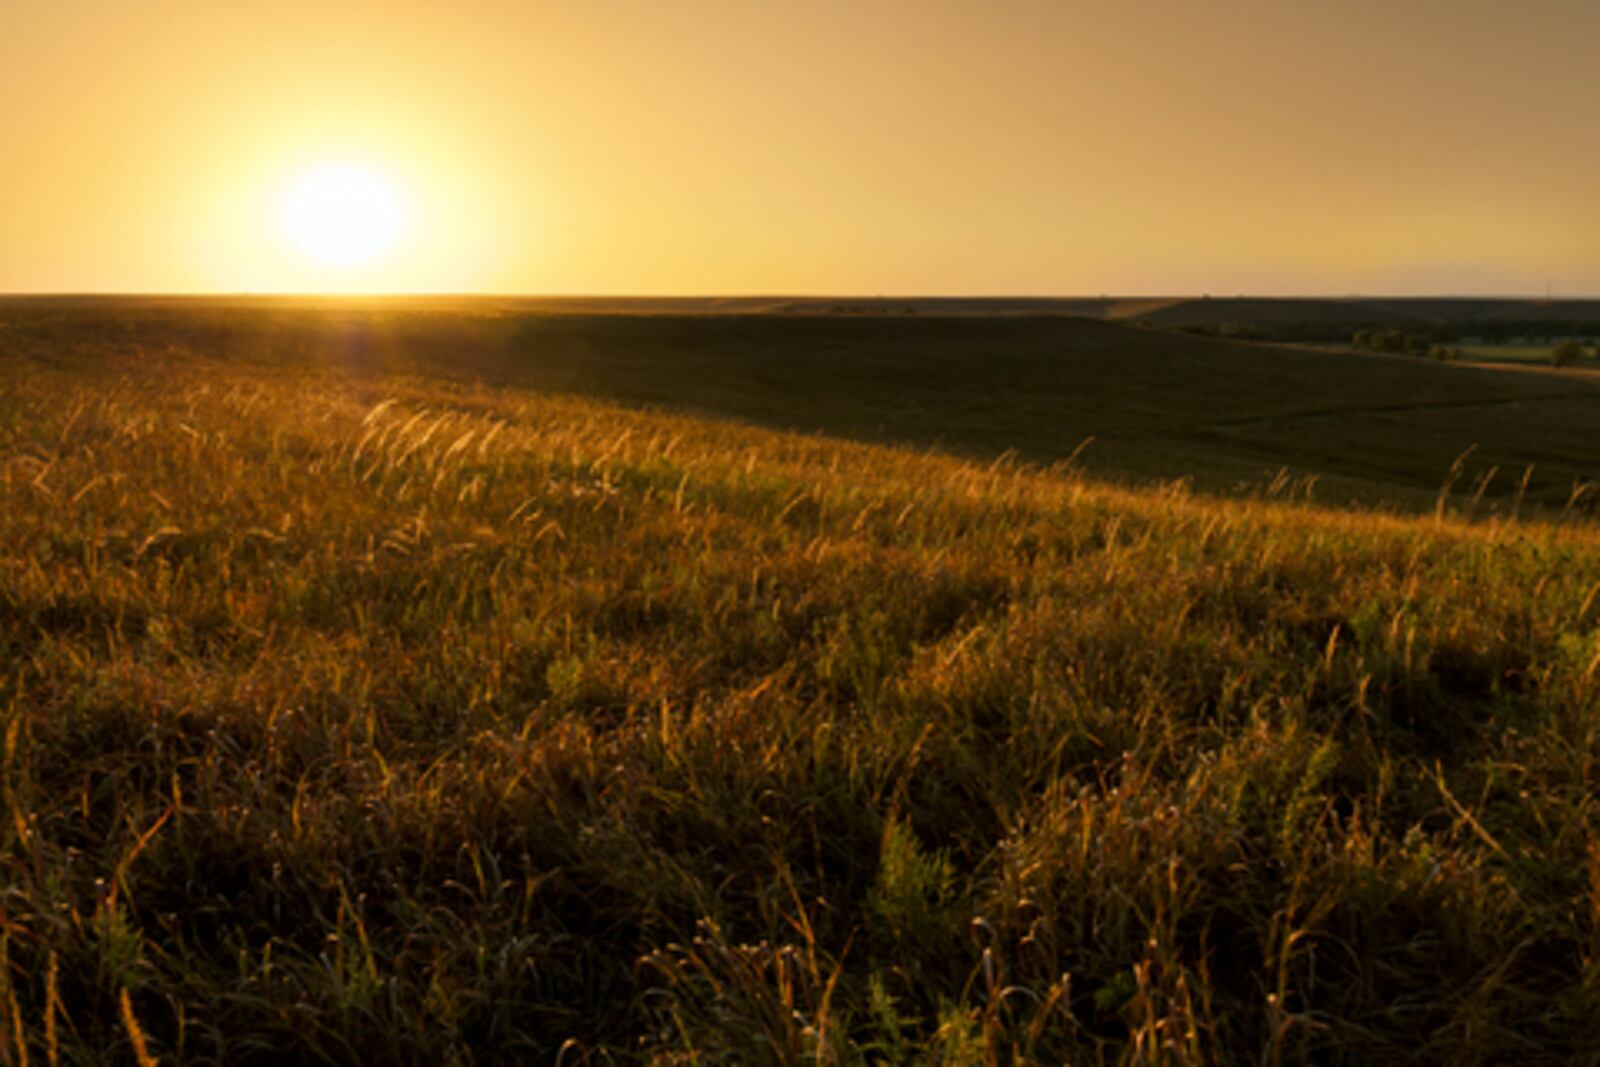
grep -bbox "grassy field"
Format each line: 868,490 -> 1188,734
1465,345 -> 1553,364
5,303 -> 1600,1062
1326,340 -> 1600,374
8,300 -> 1600,512
1456,344 -> 1597,368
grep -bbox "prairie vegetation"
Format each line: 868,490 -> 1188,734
10,300 -> 1600,510
4,304 -> 1600,1062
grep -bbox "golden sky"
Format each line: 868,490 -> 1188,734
2,0 -> 1596,295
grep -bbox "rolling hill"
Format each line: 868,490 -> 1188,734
5,302 -> 1600,1060
6,299 -> 1598,511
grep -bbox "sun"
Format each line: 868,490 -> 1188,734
281,164 -> 402,267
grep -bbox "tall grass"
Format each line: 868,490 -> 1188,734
4,330 -> 1600,1062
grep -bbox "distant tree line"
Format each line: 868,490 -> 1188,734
1466,320 -> 1600,343
1352,329 -> 1598,367
1177,318 -> 1600,347
1351,327 -> 1462,360
1176,321 -> 1369,343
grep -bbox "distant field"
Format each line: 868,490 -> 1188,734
1467,345 -> 1551,363
1099,295 -> 1600,332
5,299 -> 1600,513
1325,340 -> 1600,371
1457,343 -> 1595,366
6,302 -> 1600,1061
491,314 -> 1600,512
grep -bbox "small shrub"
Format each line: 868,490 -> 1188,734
1551,339 -> 1584,366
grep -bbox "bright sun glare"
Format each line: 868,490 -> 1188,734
281,164 -> 401,267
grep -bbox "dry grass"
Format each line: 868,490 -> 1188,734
4,317 -> 1600,1062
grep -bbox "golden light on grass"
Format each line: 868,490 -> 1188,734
281,163 -> 403,268
10,305 -> 1600,1059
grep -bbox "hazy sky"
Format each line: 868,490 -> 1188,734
2,0 -> 1596,295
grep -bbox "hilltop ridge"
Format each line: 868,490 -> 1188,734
4,298 -> 1598,510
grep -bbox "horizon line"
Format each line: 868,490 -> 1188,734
2,291 -> 1598,302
